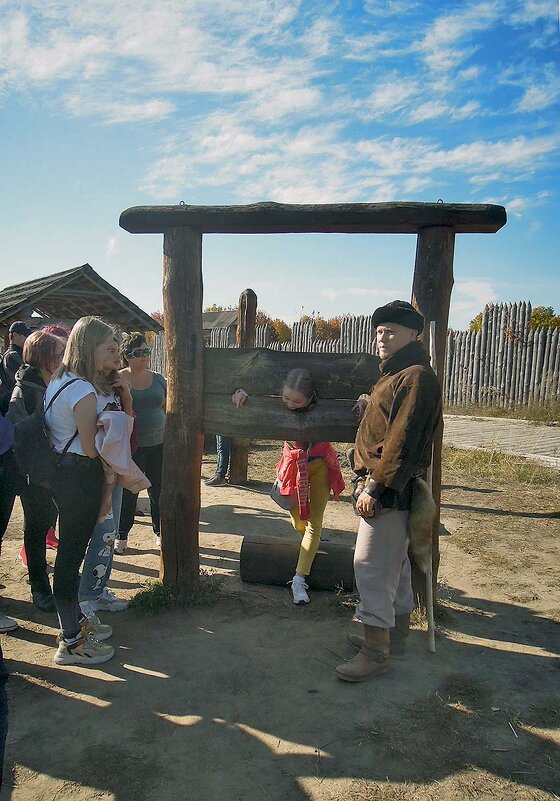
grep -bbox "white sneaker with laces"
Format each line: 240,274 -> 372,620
114,539 -> 127,554
289,576 -> 310,605
0,612 -> 18,633
79,601 -> 113,640
54,632 -> 114,665
91,587 -> 128,613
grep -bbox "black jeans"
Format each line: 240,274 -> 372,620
118,443 -> 163,539
51,455 -> 103,641
19,480 -> 57,587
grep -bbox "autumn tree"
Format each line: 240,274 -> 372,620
271,319 -> 292,342
204,304 -> 236,313
530,306 -> 560,329
151,309 -> 164,327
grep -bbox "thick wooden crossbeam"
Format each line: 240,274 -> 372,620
203,349 -> 380,442
120,201 -> 506,235
205,395 -> 358,442
204,349 -> 380,399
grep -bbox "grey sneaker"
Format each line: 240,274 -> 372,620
114,539 -> 127,554
0,612 -> 18,633
90,588 -> 128,613
54,633 -> 114,665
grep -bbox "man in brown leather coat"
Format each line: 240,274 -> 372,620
336,300 -> 442,682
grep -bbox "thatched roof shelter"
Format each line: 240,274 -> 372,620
0,264 -> 162,339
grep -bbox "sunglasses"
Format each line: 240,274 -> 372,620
128,347 -> 151,358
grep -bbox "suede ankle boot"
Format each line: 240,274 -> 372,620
348,613 -> 410,659
336,625 -> 389,682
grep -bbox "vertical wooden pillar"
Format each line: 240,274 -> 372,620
229,289 -> 257,485
160,226 -> 204,597
411,226 -> 455,592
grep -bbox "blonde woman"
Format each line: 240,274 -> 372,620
45,316 -> 117,666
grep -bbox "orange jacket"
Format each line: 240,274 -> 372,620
276,441 -> 345,520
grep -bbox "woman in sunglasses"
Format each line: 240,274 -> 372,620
114,333 -> 166,553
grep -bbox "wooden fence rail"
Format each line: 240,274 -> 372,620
151,301 -> 559,407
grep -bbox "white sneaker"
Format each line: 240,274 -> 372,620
155,535 -> 161,548
91,587 -> 128,613
79,601 -> 113,641
0,612 -> 18,633
54,632 -> 114,665
114,539 -> 127,554
289,576 -> 310,605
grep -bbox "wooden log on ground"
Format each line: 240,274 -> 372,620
204,349 -> 380,398
120,201 -> 507,235
160,226 -> 203,596
411,225 -> 455,594
240,534 -> 354,591
229,289 -> 257,485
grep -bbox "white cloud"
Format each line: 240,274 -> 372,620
516,78 -> 560,113
361,78 -> 419,119
65,95 -> 175,123
419,1 -> 502,73
451,280 -> 498,329
363,0 -> 419,15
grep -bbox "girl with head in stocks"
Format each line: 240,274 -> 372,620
45,316 -> 120,665
115,333 -> 166,553
233,368 -> 344,605
7,330 -> 66,614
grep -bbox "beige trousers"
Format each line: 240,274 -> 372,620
354,508 -> 415,629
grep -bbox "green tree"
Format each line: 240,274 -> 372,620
530,306 -> 560,329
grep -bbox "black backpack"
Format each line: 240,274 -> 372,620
13,379 -> 80,488
0,356 -> 12,416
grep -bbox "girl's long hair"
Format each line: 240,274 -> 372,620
54,316 -> 114,393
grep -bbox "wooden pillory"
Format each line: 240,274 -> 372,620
119,202 -> 507,597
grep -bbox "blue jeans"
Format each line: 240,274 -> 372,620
0,645 -> 8,791
79,485 -> 123,602
216,436 -> 231,479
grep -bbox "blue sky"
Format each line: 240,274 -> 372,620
1,0 -> 559,329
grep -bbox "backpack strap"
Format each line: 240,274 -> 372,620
43,378 -> 82,457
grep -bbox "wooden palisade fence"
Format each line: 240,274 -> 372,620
152,301 -> 559,408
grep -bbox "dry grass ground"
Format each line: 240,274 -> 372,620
0,443 -> 558,801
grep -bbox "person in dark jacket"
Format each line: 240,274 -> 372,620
0,321 -> 33,415
7,330 -> 66,612
336,300 -> 442,682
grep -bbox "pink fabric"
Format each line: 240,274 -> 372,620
275,441 -> 345,520
95,410 -> 151,494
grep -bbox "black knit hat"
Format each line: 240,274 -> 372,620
372,300 -> 424,334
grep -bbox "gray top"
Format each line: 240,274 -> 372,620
131,372 -> 167,448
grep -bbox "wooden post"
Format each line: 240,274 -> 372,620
411,225 -> 455,593
229,288 -> 257,485
160,226 -> 204,597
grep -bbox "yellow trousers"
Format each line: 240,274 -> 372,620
289,458 -> 331,576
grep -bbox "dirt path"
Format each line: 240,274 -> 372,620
0,454 -> 558,801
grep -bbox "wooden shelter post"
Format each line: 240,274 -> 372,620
160,226 -> 204,597
229,289 -> 257,485
411,226 -> 456,590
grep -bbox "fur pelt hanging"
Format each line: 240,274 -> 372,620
407,477 -> 436,573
